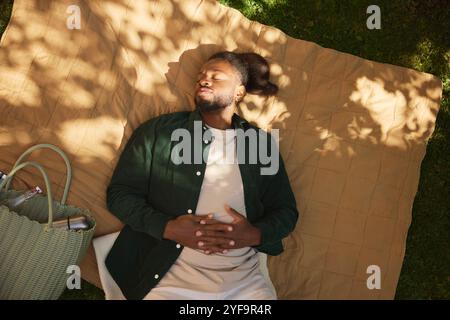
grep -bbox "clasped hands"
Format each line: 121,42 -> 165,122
164,204 -> 262,255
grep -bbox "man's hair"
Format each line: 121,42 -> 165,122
207,51 -> 279,96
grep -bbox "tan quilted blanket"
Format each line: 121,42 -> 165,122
0,0 -> 443,299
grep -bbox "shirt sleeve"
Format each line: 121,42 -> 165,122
106,120 -> 172,241
251,135 -> 299,253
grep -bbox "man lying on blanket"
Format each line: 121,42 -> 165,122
105,50 -> 299,300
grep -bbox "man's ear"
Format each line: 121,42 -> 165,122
235,84 -> 246,103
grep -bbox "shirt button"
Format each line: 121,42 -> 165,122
154,274 -> 159,279
176,243 -> 181,249
187,209 -> 193,214
196,171 -> 201,176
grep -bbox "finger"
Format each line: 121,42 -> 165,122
196,241 -> 222,252
205,249 -> 228,254
197,237 -> 236,248
193,213 -> 214,222
224,204 -> 244,223
195,229 -> 232,238
201,246 -> 229,255
224,204 -> 240,214
197,225 -> 234,234
198,219 -> 233,228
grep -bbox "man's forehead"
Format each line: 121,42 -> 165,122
198,59 -> 232,74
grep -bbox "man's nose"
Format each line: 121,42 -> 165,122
198,77 -> 211,87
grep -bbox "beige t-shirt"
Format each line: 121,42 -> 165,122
153,124 -> 274,293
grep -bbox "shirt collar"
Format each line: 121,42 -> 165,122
187,109 -> 247,133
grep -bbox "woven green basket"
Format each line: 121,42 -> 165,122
0,144 -> 96,300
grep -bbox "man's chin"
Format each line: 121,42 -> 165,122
196,104 -> 224,113
195,98 -> 222,113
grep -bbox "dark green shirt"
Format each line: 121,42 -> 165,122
105,109 -> 299,299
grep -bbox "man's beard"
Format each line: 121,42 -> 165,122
195,92 -> 234,113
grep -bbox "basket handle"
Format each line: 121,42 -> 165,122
0,161 -> 55,229
5,144 -> 71,205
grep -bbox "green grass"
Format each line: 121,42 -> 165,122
0,1 -> 12,37
1,0 -> 449,300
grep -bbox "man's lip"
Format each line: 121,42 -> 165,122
198,87 -> 213,94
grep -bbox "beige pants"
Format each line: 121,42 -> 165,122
144,272 -> 277,300
93,231 -> 277,300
